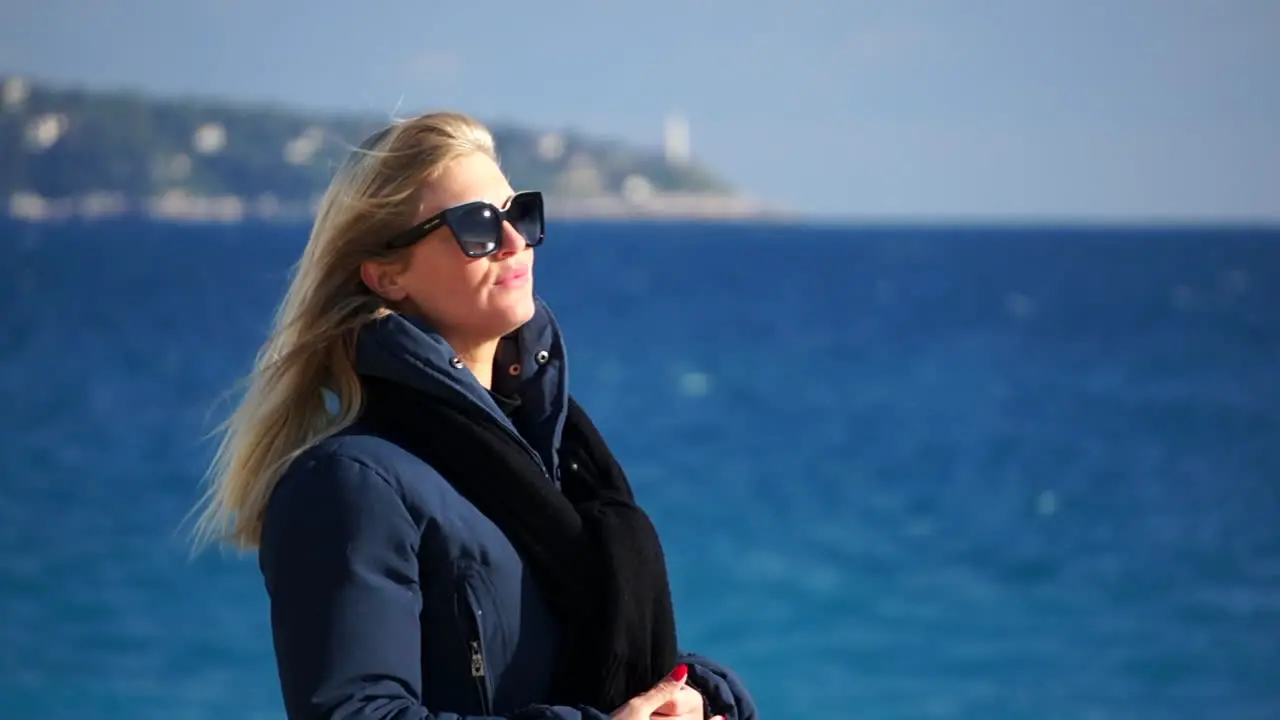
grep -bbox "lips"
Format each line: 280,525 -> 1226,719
495,263 -> 530,287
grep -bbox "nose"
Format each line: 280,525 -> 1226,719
494,220 -> 527,258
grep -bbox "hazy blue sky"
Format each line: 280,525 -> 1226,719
3,0 -> 1277,221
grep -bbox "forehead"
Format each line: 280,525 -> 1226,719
415,152 -> 513,220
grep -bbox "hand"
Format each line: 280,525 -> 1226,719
609,665 -> 725,720
650,684 -> 709,719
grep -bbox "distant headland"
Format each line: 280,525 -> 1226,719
1,76 -> 783,223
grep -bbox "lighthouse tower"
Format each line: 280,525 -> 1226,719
663,112 -> 690,166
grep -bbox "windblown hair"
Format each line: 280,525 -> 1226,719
193,112 -> 497,550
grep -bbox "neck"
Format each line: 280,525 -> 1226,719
398,306 -> 502,391
452,337 -> 501,390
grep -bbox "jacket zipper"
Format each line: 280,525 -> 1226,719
459,581 -> 493,715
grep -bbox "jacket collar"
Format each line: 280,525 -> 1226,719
353,297 -> 570,479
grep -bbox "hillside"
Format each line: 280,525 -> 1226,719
0,76 -> 772,222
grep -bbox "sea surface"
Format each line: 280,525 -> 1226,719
1,218 -> 1278,719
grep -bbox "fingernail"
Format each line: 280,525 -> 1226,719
667,664 -> 688,682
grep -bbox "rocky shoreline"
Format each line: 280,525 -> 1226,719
7,189 -> 786,224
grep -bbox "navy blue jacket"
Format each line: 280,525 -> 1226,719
258,299 -> 757,720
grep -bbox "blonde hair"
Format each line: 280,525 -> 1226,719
192,111 -> 497,550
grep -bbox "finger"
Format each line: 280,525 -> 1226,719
633,664 -> 689,711
653,685 -> 701,715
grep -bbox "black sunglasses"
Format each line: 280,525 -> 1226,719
381,191 -> 545,258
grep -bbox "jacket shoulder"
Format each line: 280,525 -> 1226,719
270,430 -> 456,528
302,431 -> 428,483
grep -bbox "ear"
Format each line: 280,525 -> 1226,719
359,259 -> 408,302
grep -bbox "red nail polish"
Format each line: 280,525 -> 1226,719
668,664 -> 688,682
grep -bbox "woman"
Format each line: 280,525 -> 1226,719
194,111 -> 757,720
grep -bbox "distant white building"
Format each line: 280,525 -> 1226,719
3,76 -> 29,110
284,126 -> 324,165
24,113 -> 68,150
193,123 -> 227,154
536,132 -> 565,162
621,174 -> 654,204
664,112 -> 690,166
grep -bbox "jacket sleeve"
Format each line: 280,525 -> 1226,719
258,452 -> 611,720
679,651 -> 758,720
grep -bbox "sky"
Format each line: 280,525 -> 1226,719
2,0 -> 1278,222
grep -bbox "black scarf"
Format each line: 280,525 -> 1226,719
356,374 -> 679,711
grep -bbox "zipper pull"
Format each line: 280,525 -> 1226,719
469,640 -> 485,678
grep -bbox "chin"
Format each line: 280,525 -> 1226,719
492,292 -> 537,334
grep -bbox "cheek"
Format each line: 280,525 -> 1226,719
399,245 -> 491,318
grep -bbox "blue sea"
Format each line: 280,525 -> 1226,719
1,218 -> 1278,719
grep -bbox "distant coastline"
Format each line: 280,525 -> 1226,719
5,188 -> 781,224
1,76 -> 788,224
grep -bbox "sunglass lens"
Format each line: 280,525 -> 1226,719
453,205 -> 503,257
508,194 -> 544,247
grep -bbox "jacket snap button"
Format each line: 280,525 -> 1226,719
449,356 -> 464,369
508,363 -> 522,375
534,349 -> 550,365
